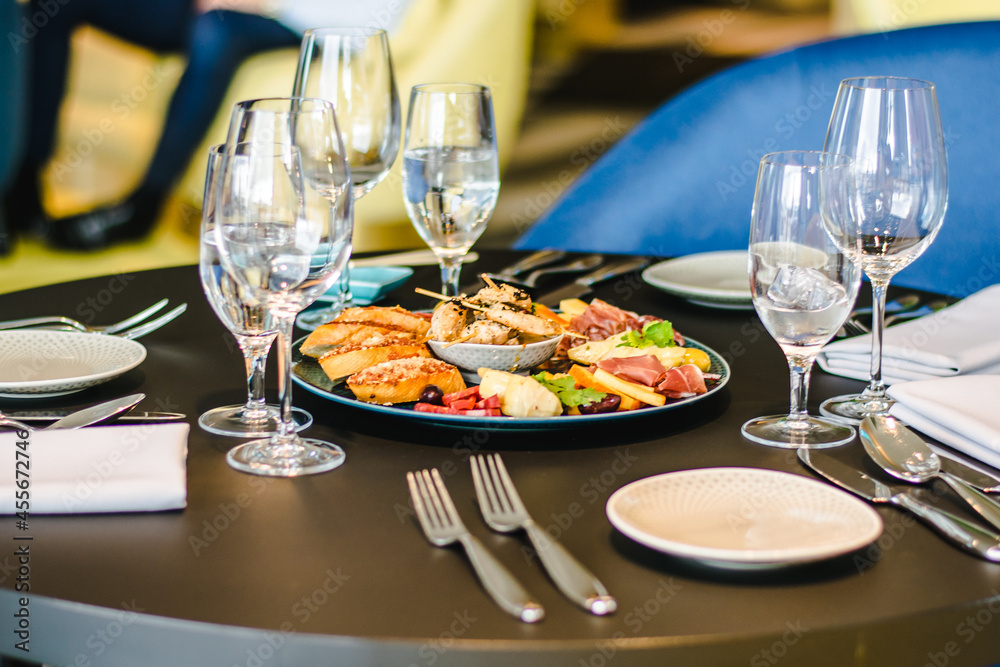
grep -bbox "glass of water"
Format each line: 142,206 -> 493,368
742,151 -> 862,449
403,83 -> 499,296
198,144 -> 312,437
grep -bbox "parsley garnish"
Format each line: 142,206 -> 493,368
532,373 -> 605,407
616,320 -> 676,349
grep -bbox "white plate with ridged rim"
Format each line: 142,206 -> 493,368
0,330 -> 146,399
607,467 -> 883,569
642,251 -> 752,309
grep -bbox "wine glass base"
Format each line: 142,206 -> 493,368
199,405 -> 313,438
741,414 -> 856,449
296,305 -> 345,332
226,437 -> 345,477
819,394 -> 894,426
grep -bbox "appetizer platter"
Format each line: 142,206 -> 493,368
292,278 -> 730,430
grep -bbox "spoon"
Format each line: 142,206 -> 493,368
0,394 -> 145,431
860,415 -> 1000,532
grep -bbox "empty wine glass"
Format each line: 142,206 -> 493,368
819,77 -> 948,424
293,27 -> 401,330
198,144 -> 312,437
403,83 -> 499,296
214,140 -> 352,476
742,151 -> 862,449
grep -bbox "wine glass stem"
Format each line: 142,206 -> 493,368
439,257 -> 463,297
787,355 -> 814,422
235,333 -> 276,422
865,278 -> 890,399
273,316 -> 298,441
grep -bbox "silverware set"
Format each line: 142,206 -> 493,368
0,393 -> 186,431
799,417 -> 1000,561
407,454 -> 615,622
0,298 -> 188,340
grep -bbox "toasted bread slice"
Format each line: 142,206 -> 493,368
335,306 -> 431,336
348,357 -> 466,404
318,342 -> 430,381
299,321 -> 419,358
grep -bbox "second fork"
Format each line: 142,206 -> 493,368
471,454 -> 617,615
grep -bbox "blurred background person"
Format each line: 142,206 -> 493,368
3,0 -> 413,253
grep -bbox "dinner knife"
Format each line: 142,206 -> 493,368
536,256 -> 651,307
798,449 -> 1000,561
46,394 -> 146,430
7,410 -> 186,424
936,452 -> 1000,494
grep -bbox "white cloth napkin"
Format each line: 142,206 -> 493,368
0,423 -> 188,514
887,375 -> 1000,470
817,284 -> 1000,384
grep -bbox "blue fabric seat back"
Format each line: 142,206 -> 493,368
514,21 -> 1000,298
0,0 -> 27,193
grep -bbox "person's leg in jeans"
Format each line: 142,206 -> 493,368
49,9 -> 300,249
5,0 -> 192,233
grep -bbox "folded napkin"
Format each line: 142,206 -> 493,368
887,375 -> 1000,470
1,423 -> 189,514
817,284 -> 1000,384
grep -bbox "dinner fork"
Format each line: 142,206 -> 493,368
471,454 -> 617,615
0,299 -> 170,334
115,303 -> 188,340
837,317 -> 870,338
406,468 -> 545,623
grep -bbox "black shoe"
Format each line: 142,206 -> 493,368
0,207 -> 11,257
47,191 -> 163,251
1,165 -> 49,254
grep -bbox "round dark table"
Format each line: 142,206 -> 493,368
2,252 -> 1000,667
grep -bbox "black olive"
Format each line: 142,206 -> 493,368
578,393 -> 621,414
419,385 -> 445,405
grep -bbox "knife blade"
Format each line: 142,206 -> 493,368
798,449 -> 1000,561
46,393 -> 146,430
935,450 -> 1000,494
536,256 -> 651,307
6,410 -> 186,424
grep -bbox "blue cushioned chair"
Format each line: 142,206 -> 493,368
0,0 -> 27,201
515,21 -> 1000,298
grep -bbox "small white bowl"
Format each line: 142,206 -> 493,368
427,335 -> 563,374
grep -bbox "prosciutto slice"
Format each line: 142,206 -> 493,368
656,364 -> 707,398
569,299 -> 667,342
595,355 -> 667,386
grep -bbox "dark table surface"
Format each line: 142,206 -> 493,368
2,251 -> 1000,667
